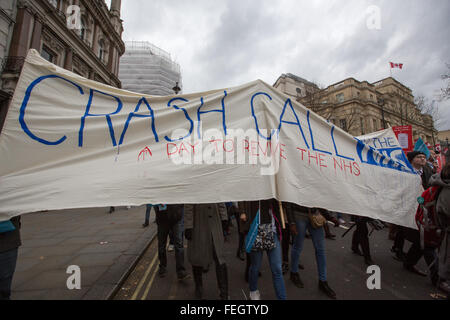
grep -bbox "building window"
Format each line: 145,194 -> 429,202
373,119 -> 378,131
357,91 -> 360,97
41,46 -> 55,63
370,94 -> 373,100
98,39 -> 105,62
339,119 -> 347,131
360,117 -> 365,135
336,93 -> 344,103
79,17 -> 87,41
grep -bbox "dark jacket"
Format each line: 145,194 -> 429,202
421,164 -> 433,190
282,202 -> 309,225
239,199 -> 283,238
154,204 -> 183,225
184,203 -> 228,268
0,216 -> 22,253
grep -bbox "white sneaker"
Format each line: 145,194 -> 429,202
167,244 -> 174,252
338,218 -> 346,225
249,290 -> 260,300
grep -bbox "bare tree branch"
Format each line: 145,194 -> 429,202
439,62 -> 450,101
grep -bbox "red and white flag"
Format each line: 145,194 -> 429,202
390,62 -> 403,69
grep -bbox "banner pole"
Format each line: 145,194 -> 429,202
278,201 -> 286,229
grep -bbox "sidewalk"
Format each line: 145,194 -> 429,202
11,205 -> 157,300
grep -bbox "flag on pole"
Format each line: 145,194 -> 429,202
390,62 -> 404,69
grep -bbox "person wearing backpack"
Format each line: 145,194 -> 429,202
239,199 -> 286,300
430,162 -> 450,295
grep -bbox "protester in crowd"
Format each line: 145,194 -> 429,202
0,217 -> 21,300
155,204 -> 189,281
239,199 -> 286,300
395,151 -> 437,279
229,202 -> 246,261
322,210 -> 337,240
427,151 -> 438,174
240,213 -> 263,282
336,212 -> 346,225
143,204 -> 153,228
184,203 -> 229,300
392,151 -> 433,262
167,230 -> 175,252
223,202 -> 234,241
109,206 -> 115,214
430,162 -> 450,295
351,216 -> 374,265
281,224 -> 291,274
284,202 -> 336,299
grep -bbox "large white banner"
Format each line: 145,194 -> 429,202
0,50 -> 422,228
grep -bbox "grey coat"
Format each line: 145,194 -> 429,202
184,203 -> 228,269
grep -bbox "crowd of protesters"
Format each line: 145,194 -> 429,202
1,152 -> 449,300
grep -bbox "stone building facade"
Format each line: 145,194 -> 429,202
0,0 -> 124,133
0,0 -> 18,128
274,73 -> 436,144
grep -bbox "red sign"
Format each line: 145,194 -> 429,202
392,125 -> 413,154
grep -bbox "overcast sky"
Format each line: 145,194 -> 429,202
112,0 -> 450,131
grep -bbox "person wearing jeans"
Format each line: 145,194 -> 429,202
143,204 -> 153,227
155,204 -> 189,281
249,237 -> 286,300
284,202 -> 336,299
239,199 -> 286,300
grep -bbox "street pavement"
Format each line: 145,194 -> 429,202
11,205 -> 156,300
114,217 -> 446,300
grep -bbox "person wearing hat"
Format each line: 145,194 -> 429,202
407,151 -> 433,189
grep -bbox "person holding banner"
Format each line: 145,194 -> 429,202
239,199 -> 286,300
351,216 -> 374,265
284,202 -> 337,299
398,151 -> 436,278
154,204 -> 189,281
184,203 -> 229,300
392,151 -> 433,262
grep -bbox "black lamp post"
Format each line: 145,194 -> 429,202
172,82 -> 181,95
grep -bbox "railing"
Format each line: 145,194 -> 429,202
2,56 -> 25,73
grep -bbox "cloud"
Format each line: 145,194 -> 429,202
120,0 -> 450,130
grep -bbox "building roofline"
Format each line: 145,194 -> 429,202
273,73 -> 319,88
372,77 -> 413,92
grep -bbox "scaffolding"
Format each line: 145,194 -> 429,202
119,41 -> 182,96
